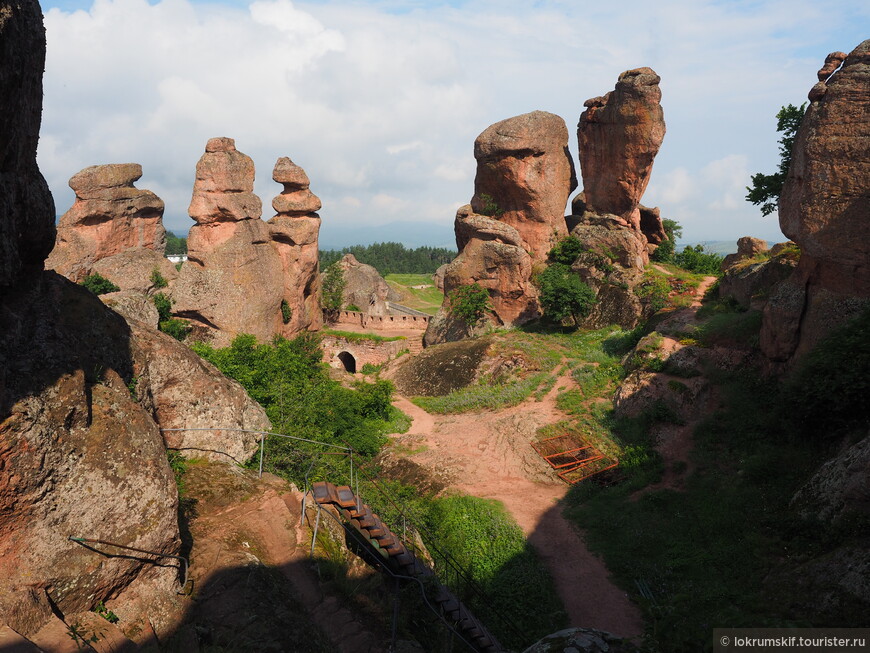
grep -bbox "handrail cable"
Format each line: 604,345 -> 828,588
68,536 -> 189,590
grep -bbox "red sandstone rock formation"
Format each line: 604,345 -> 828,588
577,67 -> 666,233
0,12 -> 270,638
721,236 -> 769,271
173,138 -> 284,346
45,163 -> 178,291
471,110 -> 577,261
268,157 -> 322,334
761,40 -> 870,363
332,253 -> 390,317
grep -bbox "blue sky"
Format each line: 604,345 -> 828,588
36,0 -> 870,246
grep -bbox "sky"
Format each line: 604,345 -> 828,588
37,0 -> 869,248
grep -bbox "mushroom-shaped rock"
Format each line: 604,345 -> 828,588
471,110 -> 577,261
188,137 -> 262,224
45,163 -> 177,291
577,67 -> 666,232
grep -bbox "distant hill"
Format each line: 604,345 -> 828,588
319,220 -> 456,250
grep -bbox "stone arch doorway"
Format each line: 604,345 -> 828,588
337,351 -> 356,373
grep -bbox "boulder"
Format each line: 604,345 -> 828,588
523,627 -> 639,653
577,67 -> 666,235
0,275 -> 180,636
129,319 -> 270,463
761,41 -> 870,363
267,157 -> 322,335
424,206 -> 539,346
471,110 -> 577,261
0,0 -> 55,289
100,289 -> 160,328
433,263 -> 447,292
331,253 -> 390,316
721,236 -> 769,271
792,433 -> 870,521
173,139 -> 284,346
46,163 -> 172,288
718,247 -> 798,310
639,204 -> 667,247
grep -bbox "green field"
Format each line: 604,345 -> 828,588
385,273 -> 444,315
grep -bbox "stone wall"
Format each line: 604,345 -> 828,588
329,309 -> 430,332
321,336 -> 408,372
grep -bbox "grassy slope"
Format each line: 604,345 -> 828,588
385,273 -> 444,315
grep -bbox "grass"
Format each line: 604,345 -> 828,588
321,329 -> 406,343
385,273 -> 444,315
412,372 -> 550,413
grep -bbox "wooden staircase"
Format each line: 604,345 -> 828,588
310,481 -> 505,653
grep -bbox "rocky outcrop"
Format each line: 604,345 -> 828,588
268,157 -> 322,334
425,111 -> 574,344
792,433 -> 870,521
471,110 -> 577,261
45,164 -> 178,292
0,11 -> 271,637
721,236 -> 768,271
129,320 -> 270,463
433,264 -> 447,292
577,67 -> 666,233
332,253 -> 390,316
173,138 -> 284,346
0,0 -> 55,288
424,206 -> 539,345
761,41 -> 870,363
719,243 -> 799,310
0,274 -> 181,636
523,627 -> 639,653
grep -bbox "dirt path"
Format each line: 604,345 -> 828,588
390,368 -> 644,638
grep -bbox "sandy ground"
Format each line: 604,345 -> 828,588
390,372 -> 645,639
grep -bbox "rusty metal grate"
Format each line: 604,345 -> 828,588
531,434 -> 618,484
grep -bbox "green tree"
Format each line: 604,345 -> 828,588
165,231 -> 188,255
674,244 -> 724,275
321,263 -> 345,320
548,235 -> 585,265
745,103 -> 805,216
535,263 -> 596,326
651,219 -> 682,263
447,282 -> 492,325
80,272 -> 119,295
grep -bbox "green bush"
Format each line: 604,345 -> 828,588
477,193 -> 504,217
281,299 -> 292,324
535,263 -> 596,325
321,263 -> 345,319
651,219 -> 682,263
547,235 -> 585,265
159,318 -> 191,341
674,244 -> 724,275
345,304 -> 361,312
153,292 -> 172,322
447,283 -> 492,325
150,268 -> 168,289
635,272 -> 670,312
80,273 -> 119,295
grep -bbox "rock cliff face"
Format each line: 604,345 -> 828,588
0,5 -> 269,637
577,67 -> 666,233
761,40 -> 870,363
0,0 -> 55,289
268,157 -> 322,334
173,138 -> 284,346
426,112 -> 574,344
45,164 -> 178,292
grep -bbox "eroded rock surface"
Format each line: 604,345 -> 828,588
45,164 -> 178,292
331,253 -> 390,316
471,110 -> 577,261
761,40 -> 870,363
268,157 -> 322,334
721,236 -> 769,272
577,67 -> 666,232
173,138 -> 284,346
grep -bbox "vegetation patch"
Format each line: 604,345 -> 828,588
80,272 -> 119,295
321,328 -> 406,343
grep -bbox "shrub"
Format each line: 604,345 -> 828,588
536,263 -> 596,325
80,273 -> 119,295
547,235 -> 585,265
345,304 -> 361,312
448,283 -> 492,325
153,292 -> 190,341
150,268 -> 168,289
280,299 -> 292,324
153,292 -> 172,322
651,218 -> 682,263
674,244 -> 724,275
634,272 -> 670,313
477,193 -> 504,217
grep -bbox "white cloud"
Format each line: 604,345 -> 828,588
38,0 -> 869,244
